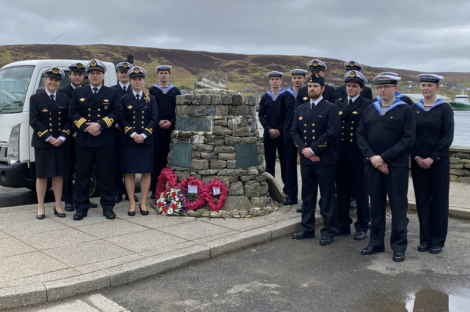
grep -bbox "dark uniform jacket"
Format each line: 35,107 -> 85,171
335,96 -> 374,162
357,99 -> 415,168
411,101 -> 454,161
335,84 -> 373,101
259,89 -> 286,136
279,87 -> 297,139
295,84 -> 336,106
30,91 -> 72,148
111,83 -> 133,98
291,98 -> 339,166
69,86 -> 121,148
118,93 -> 158,146
148,84 -> 181,125
58,84 -> 75,99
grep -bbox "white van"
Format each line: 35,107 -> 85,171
0,59 -> 117,195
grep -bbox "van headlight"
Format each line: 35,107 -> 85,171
7,124 -> 20,165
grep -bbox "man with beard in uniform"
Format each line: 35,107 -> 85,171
280,69 -> 307,206
291,73 -> 339,245
149,65 -> 181,199
357,73 -> 415,262
69,59 -> 121,220
335,61 -> 373,101
296,59 -> 336,107
110,62 -> 138,204
335,70 -> 373,240
58,62 -> 98,211
374,72 -> 414,106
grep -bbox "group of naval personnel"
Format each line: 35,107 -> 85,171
30,59 -> 180,221
259,59 -> 454,262
30,57 -> 454,263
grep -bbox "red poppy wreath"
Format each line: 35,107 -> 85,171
178,177 -> 207,210
156,168 -> 178,200
205,179 -> 229,212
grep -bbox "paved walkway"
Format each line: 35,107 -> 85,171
1,164 -> 470,310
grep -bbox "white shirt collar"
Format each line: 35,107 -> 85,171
70,84 -> 76,89
90,85 -> 102,92
347,94 -> 360,104
132,90 -> 143,97
310,96 -> 323,107
119,82 -> 130,89
45,89 -> 57,99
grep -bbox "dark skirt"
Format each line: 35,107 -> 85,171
121,144 -> 154,173
34,147 -> 70,178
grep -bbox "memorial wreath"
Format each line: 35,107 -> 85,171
156,168 -> 178,200
156,187 -> 186,216
204,179 -> 229,212
178,177 -> 207,210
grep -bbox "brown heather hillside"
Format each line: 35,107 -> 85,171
1,44 -> 469,98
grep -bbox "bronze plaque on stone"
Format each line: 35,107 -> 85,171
172,143 -> 192,168
235,143 -> 257,168
176,116 -> 211,132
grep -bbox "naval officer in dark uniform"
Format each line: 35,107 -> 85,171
291,73 -> 339,245
149,65 -> 181,199
296,59 -> 336,107
69,59 -> 121,220
259,71 -> 287,183
335,70 -> 373,240
357,73 -> 415,262
335,61 -> 373,101
119,66 -> 158,216
280,69 -> 307,206
110,61 -> 138,204
411,74 -> 454,255
58,62 -> 99,211
374,72 -> 414,106
30,67 -> 72,219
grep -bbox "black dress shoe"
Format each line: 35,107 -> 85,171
125,195 -> 139,202
73,212 -> 87,221
296,206 -> 303,213
139,203 -> 149,215
151,193 -> 156,200
430,246 -> 442,254
89,202 -> 98,208
418,244 -> 430,252
36,213 -> 45,220
104,211 -> 116,219
319,236 -> 333,246
283,197 -> 298,206
354,231 -> 367,240
128,208 -> 136,216
361,245 -> 385,255
292,231 -> 315,240
53,207 -> 66,218
64,204 -> 75,212
114,195 -> 122,203
393,252 -> 405,262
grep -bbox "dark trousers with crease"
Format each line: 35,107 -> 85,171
366,164 -> 409,253
283,138 -> 298,200
411,158 -> 449,247
73,146 -> 115,214
62,138 -> 76,205
301,164 -> 338,237
336,160 -> 370,234
264,134 -> 286,184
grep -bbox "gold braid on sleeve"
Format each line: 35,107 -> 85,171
37,130 -> 49,138
102,117 -> 114,128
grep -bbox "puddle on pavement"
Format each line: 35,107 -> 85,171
404,288 -> 470,312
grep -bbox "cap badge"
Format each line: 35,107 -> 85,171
134,68 -> 140,73
76,63 -> 82,69
123,63 -> 128,68
312,61 -> 318,67
349,71 -> 356,78
349,61 -> 355,67
90,60 -> 97,67
52,68 -> 59,74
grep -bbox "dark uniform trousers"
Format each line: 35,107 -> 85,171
69,86 -> 121,214
411,158 -> 450,247
283,138 -> 298,199
366,165 -> 409,253
264,134 -> 286,181
291,99 -> 339,237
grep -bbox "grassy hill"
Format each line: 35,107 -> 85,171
1,44 -> 469,99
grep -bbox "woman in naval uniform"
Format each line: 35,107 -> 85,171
411,74 -> 454,255
29,67 -> 72,219
119,66 -> 158,216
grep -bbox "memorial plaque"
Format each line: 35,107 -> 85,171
172,143 -> 192,168
176,116 -> 211,132
235,143 -> 258,169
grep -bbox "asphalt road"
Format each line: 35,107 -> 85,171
12,213 -> 470,312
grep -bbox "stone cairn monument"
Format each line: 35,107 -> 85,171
167,90 -> 276,218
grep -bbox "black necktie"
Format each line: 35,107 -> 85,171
93,87 -> 98,94
349,99 -> 353,106
50,94 -> 54,101
123,86 -> 126,92
136,94 -> 140,101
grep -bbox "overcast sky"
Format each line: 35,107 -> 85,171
2,0 -> 470,72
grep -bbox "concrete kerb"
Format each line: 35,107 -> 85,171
0,213 -> 313,311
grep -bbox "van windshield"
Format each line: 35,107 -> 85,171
0,65 -> 34,114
